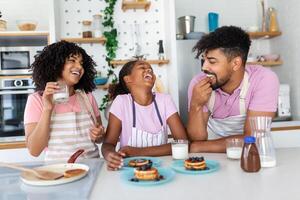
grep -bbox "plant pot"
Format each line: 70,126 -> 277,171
0,19 -> 7,31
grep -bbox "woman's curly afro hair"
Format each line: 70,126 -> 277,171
193,26 -> 251,65
31,40 -> 97,93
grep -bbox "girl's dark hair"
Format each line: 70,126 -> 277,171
109,60 -> 138,100
192,26 -> 251,65
31,40 -> 97,93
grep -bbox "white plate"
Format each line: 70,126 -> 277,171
20,163 -> 89,186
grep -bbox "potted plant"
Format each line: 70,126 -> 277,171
0,11 -> 7,31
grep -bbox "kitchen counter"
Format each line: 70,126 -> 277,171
91,148 -> 300,200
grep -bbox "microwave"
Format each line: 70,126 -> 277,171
0,46 -> 43,75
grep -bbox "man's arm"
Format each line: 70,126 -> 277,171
190,110 -> 276,153
187,77 -> 212,141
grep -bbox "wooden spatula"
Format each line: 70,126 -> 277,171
0,162 -> 64,180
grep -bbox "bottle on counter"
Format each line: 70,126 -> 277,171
241,136 -> 261,172
82,20 -> 92,38
92,14 -> 102,38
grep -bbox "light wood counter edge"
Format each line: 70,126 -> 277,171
0,141 -> 26,150
0,126 -> 299,149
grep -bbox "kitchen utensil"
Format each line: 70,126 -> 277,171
249,116 -> 277,167
178,16 -> 195,37
0,162 -> 64,180
68,149 -> 85,163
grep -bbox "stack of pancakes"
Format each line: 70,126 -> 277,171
128,159 -> 159,181
184,156 -> 206,170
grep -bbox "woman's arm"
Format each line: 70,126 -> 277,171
25,109 -> 52,156
101,113 -> 124,170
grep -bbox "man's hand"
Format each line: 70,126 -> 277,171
190,77 -> 213,109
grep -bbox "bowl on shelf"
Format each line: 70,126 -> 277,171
185,32 -> 205,40
16,20 -> 37,31
261,54 -> 280,62
94,77 -> 108,85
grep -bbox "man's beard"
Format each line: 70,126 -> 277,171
203,70 -> 229,90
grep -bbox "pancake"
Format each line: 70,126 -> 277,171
64,169 -> 86,178
128,159 -> 150,167
184,156 -> 207,170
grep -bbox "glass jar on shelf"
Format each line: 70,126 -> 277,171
92,14 -> 102,38
82,20 -> 92,38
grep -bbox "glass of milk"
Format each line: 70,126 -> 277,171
171,139 -> 189,160
226,138 -> 243,160
53,81 -> 69,103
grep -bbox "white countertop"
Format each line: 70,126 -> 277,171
91,148 -> 300,200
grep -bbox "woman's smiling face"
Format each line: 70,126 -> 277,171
61,54 -> 84,86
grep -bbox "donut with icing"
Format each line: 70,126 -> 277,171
184,156 -> 207,170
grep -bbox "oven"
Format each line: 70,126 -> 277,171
0,78 -> 34,142
0,46 -> 43,75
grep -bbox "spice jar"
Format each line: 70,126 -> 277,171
92,14 -> 102,38
82,20 -> 92,38
241,136 -> 261,172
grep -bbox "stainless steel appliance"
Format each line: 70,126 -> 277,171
274,84 -> 291,121
0,46 -> 43,75
0,77 -> 34,142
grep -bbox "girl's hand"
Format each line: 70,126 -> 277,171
42,82 -> 60,111
118,146 -> 140,157
105,151 -> 125,171
89,124 -> 105,143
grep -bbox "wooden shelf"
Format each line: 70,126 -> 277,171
0,31 -> 49,37
247,60 -> 283,66
248,31 -> 282,39
0,141 -> 26,150
61,36 -> 106,44
96,84 -> 109,90
110,59 -> 169,67
122,0 -> 151,12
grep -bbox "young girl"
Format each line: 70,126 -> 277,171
24,41 -> 105,161
101,60 -> 187,170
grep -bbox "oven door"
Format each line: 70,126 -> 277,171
0,89 -> 33,142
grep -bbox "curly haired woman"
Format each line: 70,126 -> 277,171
24,41 -> 105,161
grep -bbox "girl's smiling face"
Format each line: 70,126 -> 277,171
61,54 -> 84,86
124,61 -> 156,89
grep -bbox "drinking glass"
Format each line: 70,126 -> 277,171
171,139 -> 189,160
249,116 -> 276,167
226,138 -> 243,160
53,81 -> 69,104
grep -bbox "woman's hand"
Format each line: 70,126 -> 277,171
104,151 -> 125,171
118,146 -> 140,157
42,82 -> 59,111
89,124 -> 105,143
